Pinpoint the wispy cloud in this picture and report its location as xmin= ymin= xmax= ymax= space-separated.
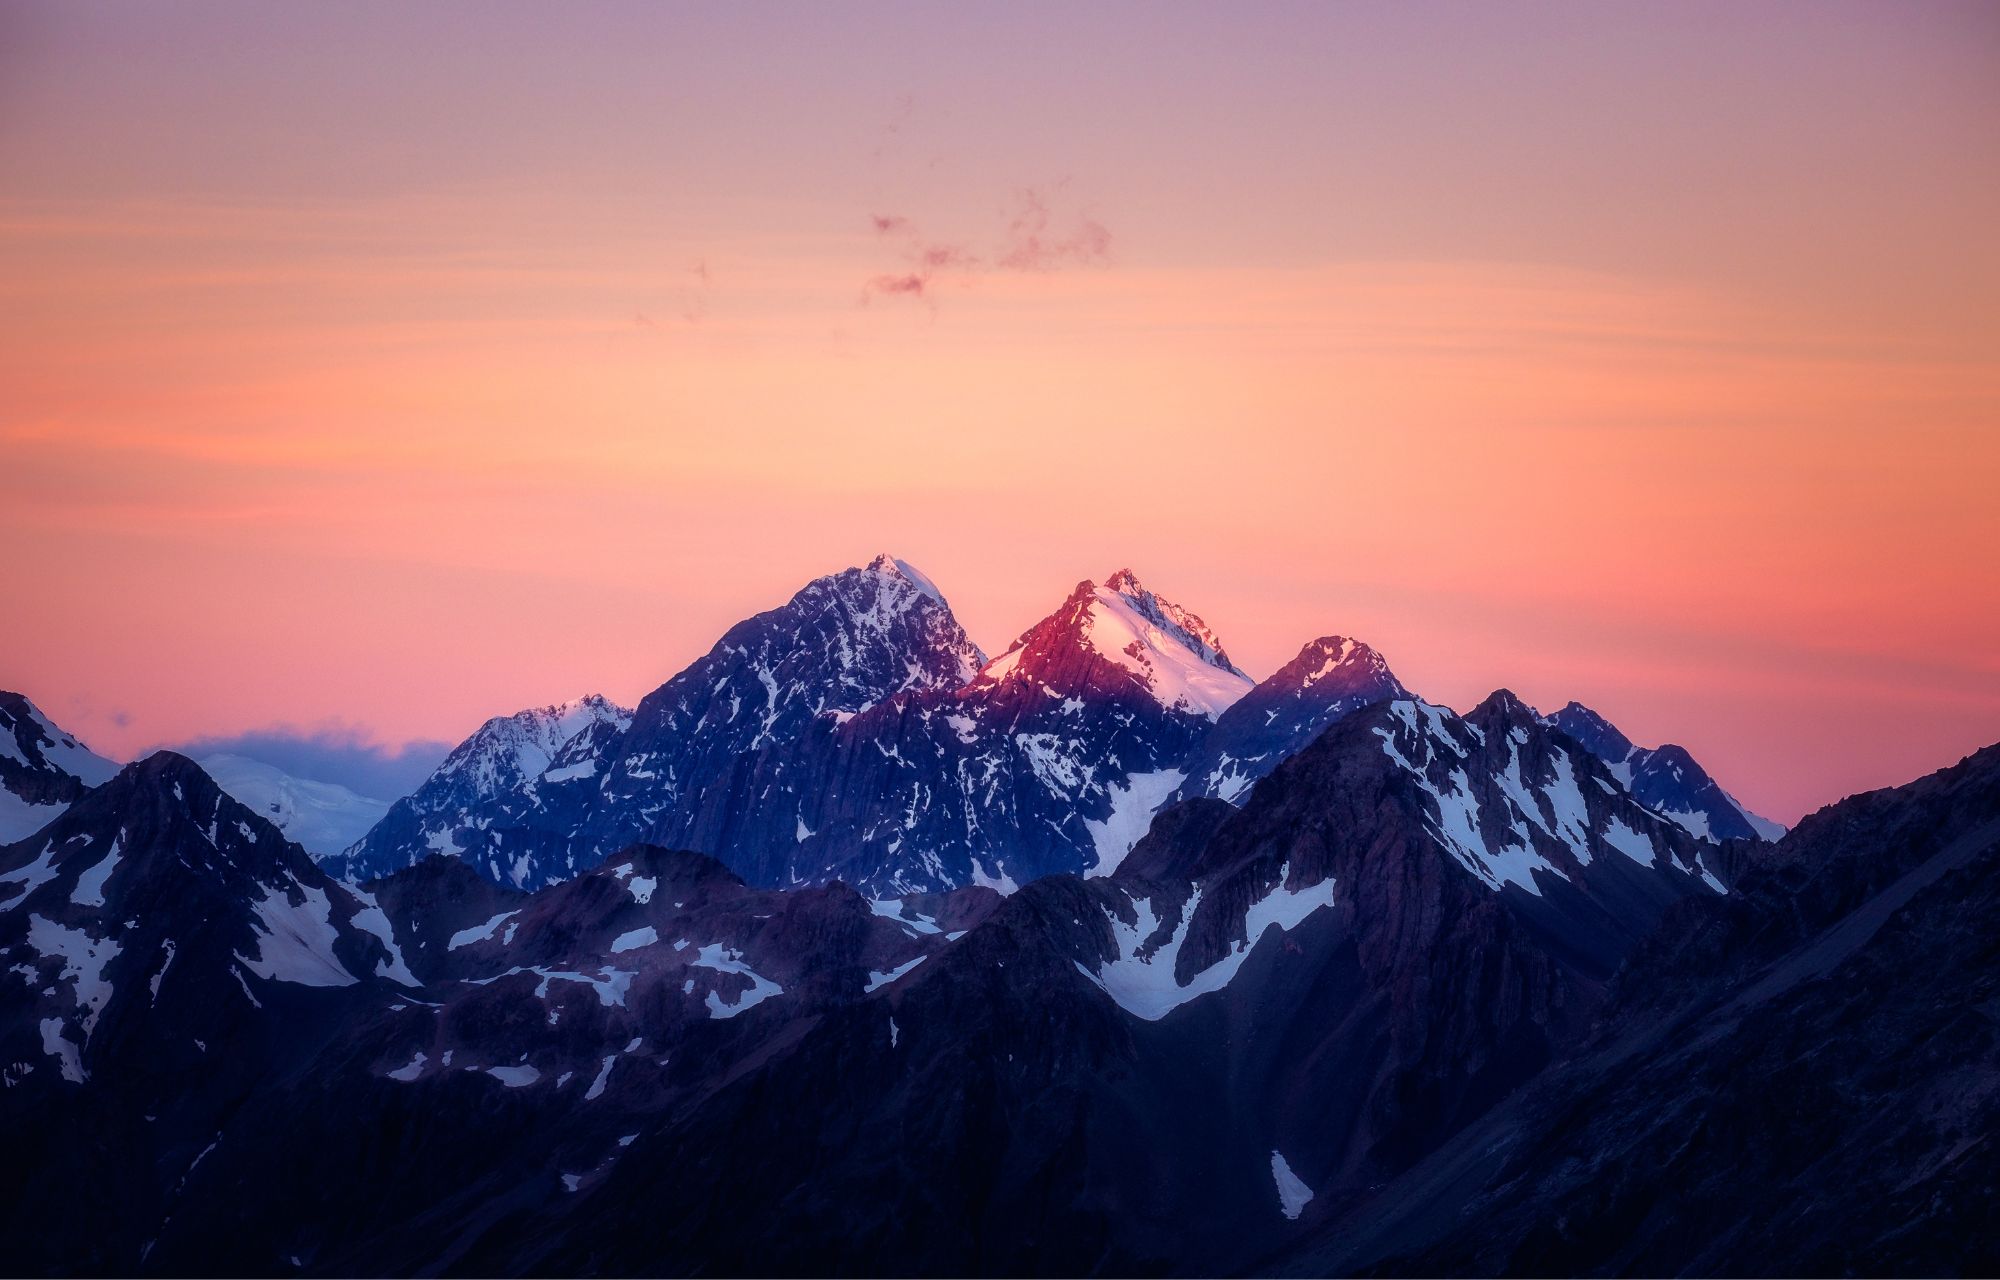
xmin=863 ymin=186 xmax=1112 ymax=304
xmin=997 ymin=188 xmax=1111 ymax=271
xmin=863 ymin=215 xmax=980 ymax=303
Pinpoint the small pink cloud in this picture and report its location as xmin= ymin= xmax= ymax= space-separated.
xmin=862 ymin=187 xmax=1111 ymax=305
xmin=862 ymin=215 xmax=981 ymax=302
xmin=996 ymin=188 xmax=1112 ymax=271
xmin=868 ymin=273 xmax=930 ymax=297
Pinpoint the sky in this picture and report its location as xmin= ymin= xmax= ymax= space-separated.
xmin=1 ymin=1 xmax=1996 ymax=820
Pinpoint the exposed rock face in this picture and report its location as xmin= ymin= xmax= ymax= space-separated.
xmin=0 ymin=753 xmax=413 ymax=1274
xmin=587 ymin=554 xmax=988 ymax=845
xmin=1 ymin=753 xmax=412 ymax=1081
xmin=1544 ymin=699 xmax=1785 ymax=842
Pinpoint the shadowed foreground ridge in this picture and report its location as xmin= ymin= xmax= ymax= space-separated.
xmin=1277 ymin=742 xmax=2000 ymax=1278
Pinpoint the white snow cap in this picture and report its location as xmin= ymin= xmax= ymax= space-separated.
xmin=1288 ymin=635 xmax=1396 ymax=690
xmin=1084 ymin=570 xmax=1253 ymax=719
xmin=864 ymin=553 xmax=948 ymax=606
xmin=431 ymin=695 xmax=633 ymax=797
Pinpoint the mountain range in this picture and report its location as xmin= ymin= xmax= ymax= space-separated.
xmin=334 ymin=556 xmax=1778 ymax=895
xmin=3 ymin=555 xmax=1990 ymax=1277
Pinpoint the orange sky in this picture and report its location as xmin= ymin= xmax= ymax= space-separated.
xmin=2 ymin=2 xmax=1997 ymax=822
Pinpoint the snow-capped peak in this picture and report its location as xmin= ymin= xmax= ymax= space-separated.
xmin=537 ymin=694 xmax=634 ymax=744
xmin=864 ymin=552 xmax=948 ymax=607
xmin=433 ymin=695 xmax=633 ymax=797
xmin=1099 ymin=570 xmax=1244 ymax=678
xmin=799 ymin=557 xmax=985 ymax=689
xmin=978 ymin=572 xmax=1254 ymax=720
xmin=1285 ymin=636 xmax=1397 ymax=692
xmin=1083 ymin=583 xmax=1252 ymax=718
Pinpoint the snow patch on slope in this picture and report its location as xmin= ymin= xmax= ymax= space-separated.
xmin=1374 ymin=701 xmax=1562 ymax=896
xmin=1076 ymin=871 xmax=1337 ymax=1021
xmin=1271 ymin=1151 xmax=1314 ymax=1220
xmin=238 ymin=883 xmax=358 ymax=987
xmin=687 ymin=942 xmax=784 ymax=1018
xmin=1085 ymin=769 xmax=1185 ymax=878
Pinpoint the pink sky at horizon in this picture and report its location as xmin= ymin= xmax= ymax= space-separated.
xmin=2 ymin=1 xmax=1997 ymax=824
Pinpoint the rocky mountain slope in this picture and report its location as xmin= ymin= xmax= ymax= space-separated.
xmin=0 ymin=691 xmax=120 ymax=843
xmin=332 ymin=694 xmax=633 ymax=886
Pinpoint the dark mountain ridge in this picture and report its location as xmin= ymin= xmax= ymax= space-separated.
xmin=1274 ymin=741 xmax=2000 ymax=1278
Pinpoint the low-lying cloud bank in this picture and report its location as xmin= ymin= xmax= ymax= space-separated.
xmin=166 ymin=724 xmax=451 ymax=802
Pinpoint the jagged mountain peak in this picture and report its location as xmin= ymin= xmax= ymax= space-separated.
xmin=1277 ymin=635 xmax=1397 ymax=692
xmin=0 ymin=693 xmax=120 ymax=786
xmin=73 ymin=748 xmax=224 ymax=817
xmin=978 ymin=570 xmax=1253 ymax=720
xmin=340 ymin=559 xmax=990 ymax=888
xmin=540 ymin=692 xmax=630 ymax=720
xmin=1357 ymin=696 xmax=1725 ymax=898
xmin=4 ymin=747 xmax=398 ymax=947
xmin=1098 ymin=568 xmax=1243 ymax=677
xmin=1544 ymin=699 xmax=1637 ymax=761
xmin=862 ymin=552 xmax=949 ymax=606
xmin=3 ymin=749 xmax=414 ymax=1093
xmin=518 ymin=694 xmax=634 ymax=741
xmin=1176 ymin=634 xmax=1409 ymax=807
xmin=430 ymin=695 xmax=633 ymax=796
xmin=781 ymin=557 xmax=988 ymax=686
xmin=28 ymin=750 xmax=321 ymax=890
xmin=1540 ymin=699 xmax=1785 ymax=843
xmin=1468 ymin=687 xmax=1541 ymax=730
